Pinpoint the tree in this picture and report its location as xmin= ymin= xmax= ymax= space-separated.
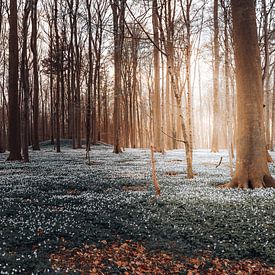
xmin=31 ymin=0 xmax=40 ymax=150
xmin=155 ymin=0 xmax=194 ymax=178
xmin=0 ymin=1 xmax=7 ymax=153
xmin=152 ymin=0 xmax=162 ymax=152
xmin=54 ymin=0 xmax=61 ymax=152
xmin=42 ymin=0 xmax=55 ymax=145
xmin=7 ymin=0 xmax=22 ymax=161
xmin=262 ymin=0 xmax=271 ymax=149
xmin=221 ymin=0 xmax=233 ymax=175
xmin=181 ymin=0 xmax=195 ymax=176
xmin=111 ymin=0 xmax=125 ymax=154
xmin=211 ymin=0 xmax=220 ymax=153
xmin=0 ymin=0 xmax=3 ymax=33
xmin=66 ymin=0 xmax=76 ymax=148
xmin=224 ymin=0 xmax=275 ymax=188
xmin=90 ymin=0 xmax=106 ymax=145
xmin=72 ymin=0 xmax=82 ymax=149
xmin=272 ymin=67 xmax=275 ymax=150
xmin=85 ymin=0 xmax=93 ymax=156
xmin=260 ymin=0 xmax=273 ymax=162
xmin=21 ymin=0 xmax=31 ymax=162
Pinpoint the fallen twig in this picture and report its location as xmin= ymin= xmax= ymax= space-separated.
xmin=216 ymin=157 xmax=223 ymax=168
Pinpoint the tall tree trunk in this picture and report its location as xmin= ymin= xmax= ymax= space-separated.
xmin=73 ymin=0 xmax=81 ymax=148
xmin=152 ymin=0 xmax=162 ymax=152
xmin=7 ymin=0 xmax=22 ymax=161
xmin=271 ymin=67 xmax=275 ymax=150
xmin=0 ymin=0 xmax=3 ymax=33
xmin=60 ymin=19 xmax=66 ymax=138
xmin=86 ymin=0 xmax=93 ymax=153
xmin=92 ymin=60 xmax=97 ymax=145
xmin=136 ymin=84 xmax=143 ymax=147
xmin=211 ymin=0 xmax=220 ymax=153
xmin=31 ymin=0 xmax=40 ymax=150
xmin=185 ymin=0 xmax=193 ymax=161
xmin=221 ymin=0 xmax=233 ymax=175
xmin=262 ymin=0 xmax=271 ymax=150
xmin=198 ymin=63 xmax=203 ymax=147
xmin=21 ymin=0 xmax=31 ymax=162
xmin=49 ymin=22 xmax=54 ymax=145
xmin=131 ymin=30 xmax=138 ymax=148
xmin=165 ymin=66 xmax=172 ymax=149
xmin=103 ymin=73 xmax=109 ymax=143
xmin=68 ymin=0 xmax=76 ymax=148
xmin=111 ymin=0 xmax=125 ymax=154
xmin=97 ymin=35 xmax=102 ymax=143
xmin=54 ymin=0 xmax=60 ymax=152
xmin=160 ymin=53 xmax=165 ymax=150
xmin=176 ymin=96 xmax=193 ymax=179
xmin=225 ymin=0 xmax=275 ymax=189
xmin=167 ymin=63 xmax=193 ymax=178
xmin=0 ymin=46 xmax=7 ymax=153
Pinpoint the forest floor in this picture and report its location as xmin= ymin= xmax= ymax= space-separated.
xmin=0 ymin=140 xmax=275 ymax=274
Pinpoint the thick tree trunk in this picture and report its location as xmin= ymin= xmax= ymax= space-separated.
xmin=225 ymin=0 xmax=275 ymax=189
xmin=7 ymin=0 xmax=22 ymax=161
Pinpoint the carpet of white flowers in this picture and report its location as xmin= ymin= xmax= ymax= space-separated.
xmin=0 ymin=140 xmax=275 ymax=273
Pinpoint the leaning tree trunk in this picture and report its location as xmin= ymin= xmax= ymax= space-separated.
xmin=225 ymin=0 xmax=275 ymax=189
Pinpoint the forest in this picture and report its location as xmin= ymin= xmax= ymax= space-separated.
xmin=0 ymin=0 xmax=275 ymax=273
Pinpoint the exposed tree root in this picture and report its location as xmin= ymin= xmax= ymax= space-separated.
xmin=263 ymin=174 xmax=275 ymax=187
xmin=219 ymin=174 xmax=275 ymax=189
xmin=267 ymin=149 xmax=273 ymax=163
